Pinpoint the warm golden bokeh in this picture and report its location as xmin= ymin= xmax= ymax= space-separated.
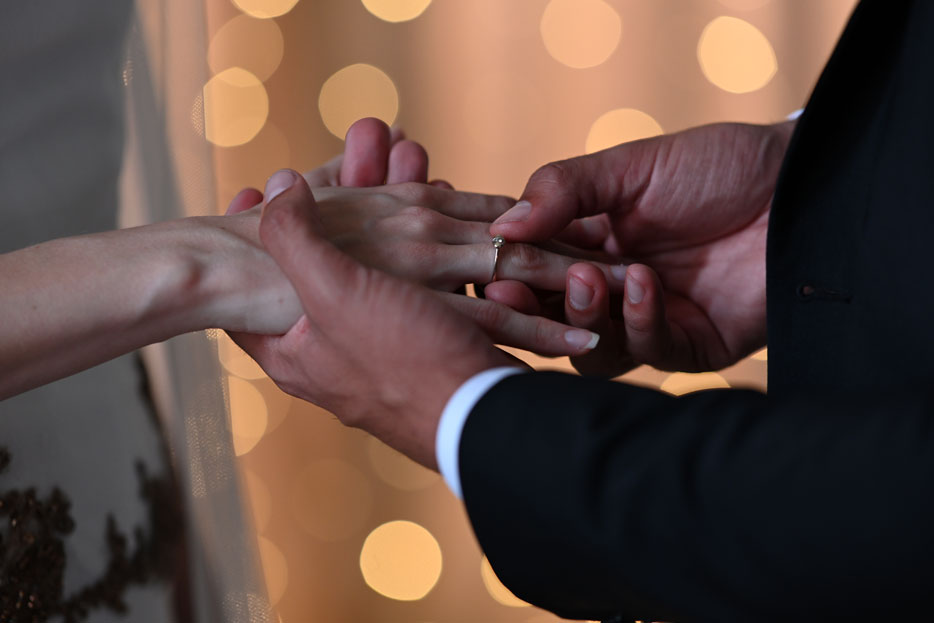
xmin=540 ymin=0 xmax=622 ymax=69
xmin=203 ymin=67 xmax=269 ymax=147
xmin=361 ymin=0 xmax=433 ymax=23
xmin=586 ymin=108 xmax=663 ymax=154
xmin=218 ymin=333 xmax=266 ymax=380
xmin=366 ymin=437 xmax=439 ymax=490
xmin=660 ymin=372 xmax=731 ymax=396
xmin=228 ymin=376 xmax=269 ymax=455
xmin=232 ymin=0 xmax=299 ymax=19
xmin=318 ymin=63 xmax=399 ymax=139
xmin=359 ymin=521 xmax=443 ymax=601
xmin=697 ymin=16 xmax=777 ymax=94
xmin=206 ymin=1 xmax=860 ymax=620
xmin=289 ymin=459 xmax=373 ymax=541
xmin=480 ymin=556 xmax=530 ymax=608
xmin=208 ymin=14 xmax=284 ymax=82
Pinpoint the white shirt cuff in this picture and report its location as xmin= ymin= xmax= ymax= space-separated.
xmin=787 ymin=108 xmax=804 ymax=120
xmin=435 ymin=367 xmax=525 ymax=499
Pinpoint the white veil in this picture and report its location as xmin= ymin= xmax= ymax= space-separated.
xmin=120 ymin=1 xmax=269 ymax=620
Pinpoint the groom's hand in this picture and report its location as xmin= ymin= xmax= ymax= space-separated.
xmin=487 ymin=121 xmax=795 ymax=375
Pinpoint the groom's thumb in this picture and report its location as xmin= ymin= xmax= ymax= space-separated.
xmin=490 ymin=156 xmax=603 ymax=243
xmin=259 ymin=169 xmax=359 ymax=308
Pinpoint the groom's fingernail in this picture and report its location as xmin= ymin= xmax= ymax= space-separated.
xmin=568 ymin=276 xmax=594 ymax=311
xmin=493 ymin=200 xmax=532 ymax=225
xmin=627 ymin=276 xmax=645 ymax=304
xmin=265 ymin=169 xmax=298 ymax=202
xmin=565 ymin=329 xmax=600 ymax=350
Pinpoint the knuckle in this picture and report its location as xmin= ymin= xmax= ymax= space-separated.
xmin=396 ymin=205 xmax=440 ymax=238
xmin=508 ymin=243 xmax=548 ymax=273
xmin=393 ymin=181 xmax=434 ymax=205
xmin=472 ymin=300 xmax=507 ymax=330
xmin=530 ymin=161 xmax=574 ymax=192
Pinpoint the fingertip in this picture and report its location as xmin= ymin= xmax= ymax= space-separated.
xmin=264 ymin=169 xmax=300 ymax=203
xmin=429 ymin=179 xmax=454 ymax=190
xmin=621 ymin=264 xmax=668 ymax=350
xmin=341 ymin=118 xmax=391 ymax=186
xmin=345 ymin=117 xmax=391 ymax=141
xmin=625 ymin=263 xmax=655 ymax=306
xmin=261 ymin=169 xmax=313 ymax=235
xmin=387 ymin=139 xmax=429 ymax=184
xmin=389 ymin=125 xmax=406 ymax=143
xmin=226 ymin=187 xmax=263 ymax=215
xmin=565 ymin=329 xmax=601 ymax=351
xmin=566 ymin=263 xmax=607 ymax=313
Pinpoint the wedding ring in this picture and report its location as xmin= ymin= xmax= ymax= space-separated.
xmin=489 ymin=236 xmax=505 ymax=283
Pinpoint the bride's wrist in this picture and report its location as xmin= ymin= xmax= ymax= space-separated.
xmin=173 ymin=215 xmax=300 ymax=335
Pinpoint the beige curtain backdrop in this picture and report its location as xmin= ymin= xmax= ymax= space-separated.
xmin=187 ymin=0 xmax=860 ymax=621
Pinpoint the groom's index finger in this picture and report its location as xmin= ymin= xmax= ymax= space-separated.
xmin=490 ymin=156 xmax=603 ymax=243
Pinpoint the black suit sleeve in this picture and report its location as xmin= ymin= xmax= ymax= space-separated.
xmin=459 ymin=371 xmax=934 ymax=622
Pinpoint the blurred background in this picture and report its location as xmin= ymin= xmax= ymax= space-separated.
xmin=200 ymin=0 xmax=858 ymax=620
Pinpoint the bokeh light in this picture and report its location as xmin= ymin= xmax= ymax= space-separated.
xmin=209 ymin=15 xmax=284 ymax=82
xmin=257 ymin=536 xmax=289 ymax=605
xmin=697 ymin=16 xmax=777 ymax=94
xmin=540 ymin=0 xmax=621 ymax=69
xmin=203 ymin=67 xmax=269 ymax=147
xmin=289 ymin=459 xmax=373 ymax=540
xmin=218 ymin=333 xmax=266 ymax=380
xmin=361 ymin=0 xmax=432 ymax=23
xmin=318 ymin=63 xmax=399 ymax=139
xmin=660 ymin=372 xmax=731 ymax=396
xmin=228 ymin=376 xmax=269 ymax=455
xmin=480 ymin=556 xmax=529 ymax=608
xmin=367 ymin=438 xmax=439 ymax=490
xmin=359 ymin=521 xmax=442 ymax=601
xmin=232 ymin=0 xmax=300 ymax=19
xmin=585 ymin=108 xmax=663 ymax=154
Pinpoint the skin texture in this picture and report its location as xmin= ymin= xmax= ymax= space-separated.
xmin=229 ymin=171 xmax=600 ymax=469
xmin=230 ymin=120 xmax=626 ymax=295
xmin=487 ymin=120 xmax=797 ymax=376
xmin=0 ymin=118 xmax=596 ymax=400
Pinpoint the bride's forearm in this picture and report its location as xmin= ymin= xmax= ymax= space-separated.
xmin=0 ymin=216 xmax=285 ymax=400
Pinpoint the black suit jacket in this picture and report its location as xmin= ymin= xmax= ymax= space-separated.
xmin=459 ymin=2 xmax=934 ymax=621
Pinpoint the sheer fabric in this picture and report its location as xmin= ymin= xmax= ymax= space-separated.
xmin=122 ymin=1 xmax=270 ymax=621
xmin=0 ymin=1 xmax=267 ymax=621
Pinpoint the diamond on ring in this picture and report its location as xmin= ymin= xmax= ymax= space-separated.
xmin=490 ymin=236 xmax=505 ymax=283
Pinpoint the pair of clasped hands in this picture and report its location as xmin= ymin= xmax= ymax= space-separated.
xmin=224 ymin=117 xmax=794 ymax=468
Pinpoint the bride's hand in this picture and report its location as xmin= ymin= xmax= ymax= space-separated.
xmin=204 ymin=118 xmax=437 ymax=334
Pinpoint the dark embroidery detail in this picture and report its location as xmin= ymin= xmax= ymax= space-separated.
xmin=0 ymin=449 xmax=186 ymax=622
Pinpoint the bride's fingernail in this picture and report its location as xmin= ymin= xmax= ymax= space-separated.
xmin=493 ymin=200 xmax=532 ymax=225
xmin=265 ymin=169 xmax=298 ymax=202
xmin=565 ymin=329 xmax=600 ymax=350
xmin=611 ymin=264 xmax=627 ymax=282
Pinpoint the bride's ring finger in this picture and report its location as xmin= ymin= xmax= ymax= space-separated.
xmin=441 ymin=241 xmax=628 ymax=292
